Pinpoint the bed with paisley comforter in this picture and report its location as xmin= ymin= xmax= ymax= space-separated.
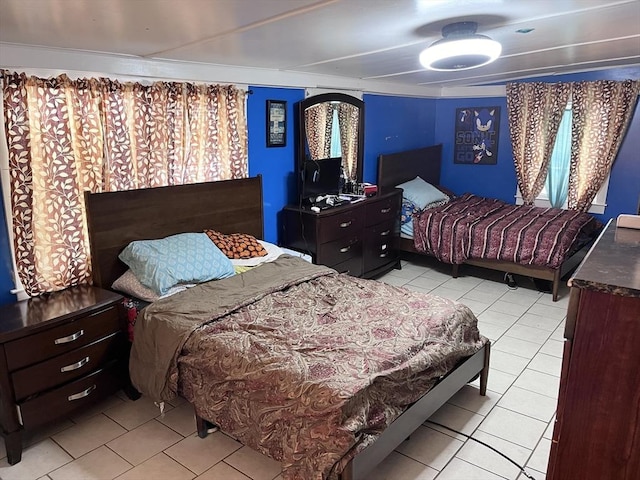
xmin=86 ymin=176 xmax=490 ymax=480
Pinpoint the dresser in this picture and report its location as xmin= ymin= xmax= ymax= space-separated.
xmin=281 ymin=190 xmax=402 ymax=278
xmin=547 ymin=220 xmax=640 ymax=480
xmin=0 ymin=285 xmax=128 ymax=464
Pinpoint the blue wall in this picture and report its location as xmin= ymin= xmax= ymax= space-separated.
xmin=363 ymin=94 xmax=437 ymax=183
xmin=246 ymin=90 xmax=439 ymax=244
xmin=247 ymin=86 xmax=304 ymax=243
xmin=1 ymin=67 xmax=638 ymax=304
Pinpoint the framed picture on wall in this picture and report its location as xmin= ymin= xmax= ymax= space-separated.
xmin=453 ymin=107 xmax=500 ymax=164
xmin=266 ymin=100 xmax=287 ymax=147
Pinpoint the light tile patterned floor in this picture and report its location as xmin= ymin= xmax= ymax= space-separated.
xmin=0 ymin=256 xmax=567 ymax=480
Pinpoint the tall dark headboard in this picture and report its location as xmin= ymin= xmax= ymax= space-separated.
xmin=85 ymin=176 xmax=264 ymax=290
xmin=377 ymin=144 xmax=443 ymax=194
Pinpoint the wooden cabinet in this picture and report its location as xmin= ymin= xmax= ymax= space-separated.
xmin=281 ymin=190 xmax=402 ymax=278
xmin=0 ymin=285 xmax=128 ymax=464
xmin=547 ymin=220 xmax=640 ymax=480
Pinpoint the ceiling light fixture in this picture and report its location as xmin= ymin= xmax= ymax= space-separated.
xmin=419 ymin=21 xmax=502 ymax=71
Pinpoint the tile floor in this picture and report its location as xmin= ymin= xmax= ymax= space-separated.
xmin=0 ymin=256 xmax=568 ymax=480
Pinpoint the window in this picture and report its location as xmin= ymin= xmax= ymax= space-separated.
xmin=2 ymin=72 xmax=248 ymax=298
xmin=515 ymin=107 xmax=609 ymax=214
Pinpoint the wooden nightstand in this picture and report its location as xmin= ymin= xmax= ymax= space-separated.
xmin=0 ymin=285 xmax=128 ymax=464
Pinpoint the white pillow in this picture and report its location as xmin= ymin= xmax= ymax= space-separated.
xmin=397 ymin=176 xmax=448 ymax=210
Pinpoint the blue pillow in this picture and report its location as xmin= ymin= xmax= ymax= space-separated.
xmin=119 ymin=232 xmax=234 ymax=295
xmin=397 ymin=176 xmax=448 ymax=210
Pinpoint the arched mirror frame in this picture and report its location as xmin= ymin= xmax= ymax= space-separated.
xmin=296 ymin=93 xmax=365 ymax=186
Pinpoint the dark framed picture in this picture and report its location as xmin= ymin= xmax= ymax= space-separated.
xmin=266 ymin=100 xmax=287 ymax=147
xmin=453 ymin=106 xmax=500 ymax=164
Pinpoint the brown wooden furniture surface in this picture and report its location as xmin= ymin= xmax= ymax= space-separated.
xmin=376 ymin=144 xmax=593 ymax=301
xmin=84 ymin=176 xmax=490 ymax=480
xmin=547 ymin=220 xmax=640 ymax=480
xmin=0 ymin=285 xmax=127 ymax=464
xmin=281 ymin=189 xmax=402 ymax=279
xmin=85 ymin=176 xmax=264 ymax=290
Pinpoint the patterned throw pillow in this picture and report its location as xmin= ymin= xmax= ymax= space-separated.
xmin=401 ymin=199 xmax=420 ymax=225
xmin=112 ymin=270 xmax=194 ymax=302
xmin=118 ymin=232 xmax=235 ymax=295
xmin=112 ymin=269 xmax=161 ymax=302
xmin=204 ymin=230 xmax=268 ymax=259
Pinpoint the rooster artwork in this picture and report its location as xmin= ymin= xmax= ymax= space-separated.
xmin=454 ymin=106 xmax=500 ymax=164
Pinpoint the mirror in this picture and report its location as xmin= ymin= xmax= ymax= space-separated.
xmin=296 ymin=93 xmax=364 ymax=185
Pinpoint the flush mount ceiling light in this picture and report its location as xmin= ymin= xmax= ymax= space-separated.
xmin=419 ymin=21 xmax=502 ymax=71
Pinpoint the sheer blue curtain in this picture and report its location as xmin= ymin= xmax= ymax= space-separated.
xmin=329 ymin=108 xmax=342 ymax=158
xmin=546 ymin=108 xmax=572 ymax=208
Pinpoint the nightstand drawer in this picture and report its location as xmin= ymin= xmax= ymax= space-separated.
xmin=317 ymin=210 xmax=363 ymax=243
xmin=365 ymin=195 xmax=399 ymax=226
xmin=317 ymin=236 xmax=362 ymax=267
xmin=5 ymin=306 xmax=121 ymax=371
xmin=18 ymin=364 xmax=121 ymax=429
xmin=11 ymin=332 xmax=124 ymax=401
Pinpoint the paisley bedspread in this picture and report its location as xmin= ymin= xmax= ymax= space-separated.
xmin=129 ymin=255 xmax=486 ymax=480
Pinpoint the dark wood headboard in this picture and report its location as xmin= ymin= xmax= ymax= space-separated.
xmin=85 ymin=176 xmax=264 ymax=290
xmin=377 ymin=144 xmax=443 ymax=194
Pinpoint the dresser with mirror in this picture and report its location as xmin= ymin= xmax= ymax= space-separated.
xmin=281 ymin=92 xmax=401 ymax=278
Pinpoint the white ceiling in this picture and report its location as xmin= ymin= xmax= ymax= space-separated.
xmin=1 ymin=0 xmax=639 ymax=96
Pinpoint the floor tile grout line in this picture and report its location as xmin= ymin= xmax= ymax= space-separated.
xmin=436 ymin=455 xmax=514 ymax=480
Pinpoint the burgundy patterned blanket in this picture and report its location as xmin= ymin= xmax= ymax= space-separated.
xmin=129 ymin=255 xmax=486 ymax=480
xmin=413 ymin=193 xmax=600 ymax=268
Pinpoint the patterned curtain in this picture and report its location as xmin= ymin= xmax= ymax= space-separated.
xmin=568 ymin=80 xmax=640 ymax=212
xmin=506 ymin=82 xmax=571 ymax=204
xmin=304 ymin=102 xmax=332 ymax=159
xmin=337 ymin=102 xmax=360 ymax=181
xmin=2 ymin=71 xmax=248 ymax=296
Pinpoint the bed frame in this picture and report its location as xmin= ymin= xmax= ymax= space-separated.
xmin=377 ymin=144 xmax=592 ymax=302
xmin=85 ymin=175 xmax=490 ymax=480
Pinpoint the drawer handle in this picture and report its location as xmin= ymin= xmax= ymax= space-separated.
xmin=340 ymin=221 xmax=352 ymax=228
xmin=61 ymin=356 xmax=90 ymax=373
xmin=380 ymin=208 xmax=391 ymax=214
xmin=379 ymin=252 xmax=388 ymax=258
xmin=340 ymin=246 xmax=351 ymax=253
xmin=55 ymin=330 xmax=84 ymax=345
xmin=380 ymin=230 xmax=390 ymax=236
xmin=68 ymin=384 xmax=96 ymax=402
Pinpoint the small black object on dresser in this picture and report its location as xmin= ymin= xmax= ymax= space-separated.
xmin=0 ymin=285 xmax=129 ymax=464
xmin=281 ymin=189 xmax=402 ymax=278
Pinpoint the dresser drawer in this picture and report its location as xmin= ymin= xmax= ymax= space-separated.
xmin=11 ymin=332 xmax=124 ymax=401
xmin=364 ymin=219 xmax=397 ymax=272
xmin=331 ymin=256 xmax=363 ymax=277
xmin=317 ymin=236 xmax=362 ymax=267
xmin=5 ymin=306 xmax=121 ymax=371
xmin=317 ymin=210 xmax=364 ymax=243
xmin=18 ymin=363 xmax=122 ymax=429
xmin=365 ymin=195 xmax=399 ymax=226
